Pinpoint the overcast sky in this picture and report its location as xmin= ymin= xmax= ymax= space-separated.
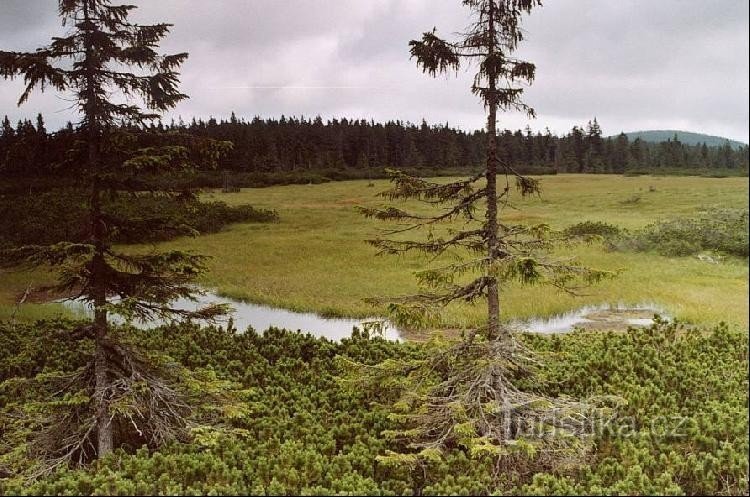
xmin=1 ymin=0 xmax=748 ymax=141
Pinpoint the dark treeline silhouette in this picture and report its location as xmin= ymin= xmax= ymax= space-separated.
xmin=2 ymin=114 xmax=747 ymax=180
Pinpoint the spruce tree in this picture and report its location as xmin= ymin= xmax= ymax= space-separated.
xmin=362 ymin=0 xmax=607 ymax=341
xmin=350 ymin=0 xmax=611 ymax=471
xmin=0 ymin=0 xmax=230 ymax=463
xmin=613 ymin=132 xmax=630 ymax=173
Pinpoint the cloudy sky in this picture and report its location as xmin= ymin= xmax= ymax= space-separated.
xmin=1 ymin=0 xmax=748 ymax=141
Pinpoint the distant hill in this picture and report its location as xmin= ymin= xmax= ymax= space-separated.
xmin=614 ymin=130 xmax=747 ymax=150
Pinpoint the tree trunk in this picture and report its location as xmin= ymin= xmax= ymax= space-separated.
xmin=91 ymin=143 xmax=112 ymax=457
xmin=485 ymin=0 xmax=504 ymax=342
xmin=82 ymin=0 xmax=113 ymax=458
xmin=486 ymin=103 xmax=500 ymax=341
xmin=93 ymin=288 xmax=113 ymax=456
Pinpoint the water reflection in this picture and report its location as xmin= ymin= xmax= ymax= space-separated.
xmin=61 ymin=292 xmax=403 ymax=342
xmin=60 ymin=293 xmax=666 ymax=340
xmin=511 ymin=303 xmax=667 ymax=333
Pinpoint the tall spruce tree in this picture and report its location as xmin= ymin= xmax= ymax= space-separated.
xmin=0 ymin=0 xmax=230 ymax=463
xmin=362 ymin=0 xmax=607 ymax=341
xmin=350 ymin=0 xmax=612 ymax=473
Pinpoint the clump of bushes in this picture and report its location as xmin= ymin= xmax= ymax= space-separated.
xmin=0 ymin=190 xmax=278 ymax=249
xmin=106 ymin=197 xmax=278 ymax=243
xmin=650 ymin=238 xmax=702 ymax=257
xmin=0 ymin=189 xmax=89 ymax=247
xmin=563 ymin=220 xmax=621 ymax=239
xmin=565 ymin=209 xmax=749 ymax=258
xmin=618 ymin=208 xmax=748 ymax=257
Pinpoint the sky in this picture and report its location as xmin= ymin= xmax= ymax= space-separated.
xmin=1 ymin=0 xmax=748 ymax=142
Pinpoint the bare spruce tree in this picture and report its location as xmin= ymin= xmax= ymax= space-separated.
xmin=0 ymin=0 xmax=230 ymax=464
xmin=351 ymin=0 xmax=612 ymax=477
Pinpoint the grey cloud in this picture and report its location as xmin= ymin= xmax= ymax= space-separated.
xmin=0 ymin=0 xmax=747 ymax=142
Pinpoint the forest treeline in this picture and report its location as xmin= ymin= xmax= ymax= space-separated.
xmin=1 ymin=114 xmax=748 ymax=183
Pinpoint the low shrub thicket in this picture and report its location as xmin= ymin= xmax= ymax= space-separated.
xmin=563 ymin=221 xmax=621 ymax=239
xmin=0 ymin=191 xmax=278 ymax=249
xmin=565 ymin=209 xmax=749 ymax=258
xmin=623 ymin=208 xmax=748 ymax=257
xmin=0 ymin=318 xmax=746 ymax=495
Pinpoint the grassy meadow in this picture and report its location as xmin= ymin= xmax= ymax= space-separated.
xmin=1 ymin=174 xmax=748 ymax=329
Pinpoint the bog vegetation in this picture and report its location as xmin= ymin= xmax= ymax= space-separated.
xmin=0 ymin=0 xmax=747 ymax=495
xmin=1 ymin=176 xmax=747 ymax=330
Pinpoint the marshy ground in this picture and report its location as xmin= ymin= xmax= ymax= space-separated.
xmin=2 ymin=174 xmax=747 ymax=331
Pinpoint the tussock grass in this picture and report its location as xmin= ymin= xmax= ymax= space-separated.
xmin=2 ymin=174 xmax=747 ymax=329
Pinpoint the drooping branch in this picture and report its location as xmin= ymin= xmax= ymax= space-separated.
xmin=409 ymin=29 xmax=461 ymax=76
xmin=0 ymin=50 xmax=68 ymax=105
xmin=359 ymin=186 xmax=487 ymax=235
xmin=366 ymin=229 xmax=486 ymax=256
xmin=339 ymin=336 xmax=612 ymax=470
xmin=377 ymin=169 xmax=485 ymax=203
xmin=24 ymin=338 xmax=195 ymax=474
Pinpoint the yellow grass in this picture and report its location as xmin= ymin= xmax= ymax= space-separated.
xmin=2 ymin=174 xmax=747 ymax=329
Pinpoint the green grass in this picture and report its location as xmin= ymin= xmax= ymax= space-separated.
xmin=0 ymin=268 xmax=78 ymax=322
xmin=1 ymin=174 xmax=748 ymax=329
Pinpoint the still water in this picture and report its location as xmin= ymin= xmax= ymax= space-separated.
xmin=512 ymin=303 xmax=667 ymax=333
xmin=61 ymin=292 xmax=403 ymax=341
xmin=60 ymin=292 xmax=665 ymax=341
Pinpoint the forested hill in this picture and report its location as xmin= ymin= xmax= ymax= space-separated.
xmin=618 ymin=130 xmax=747 ymax=150
xmin=1 ymin=114 xmax=748 ymax=184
